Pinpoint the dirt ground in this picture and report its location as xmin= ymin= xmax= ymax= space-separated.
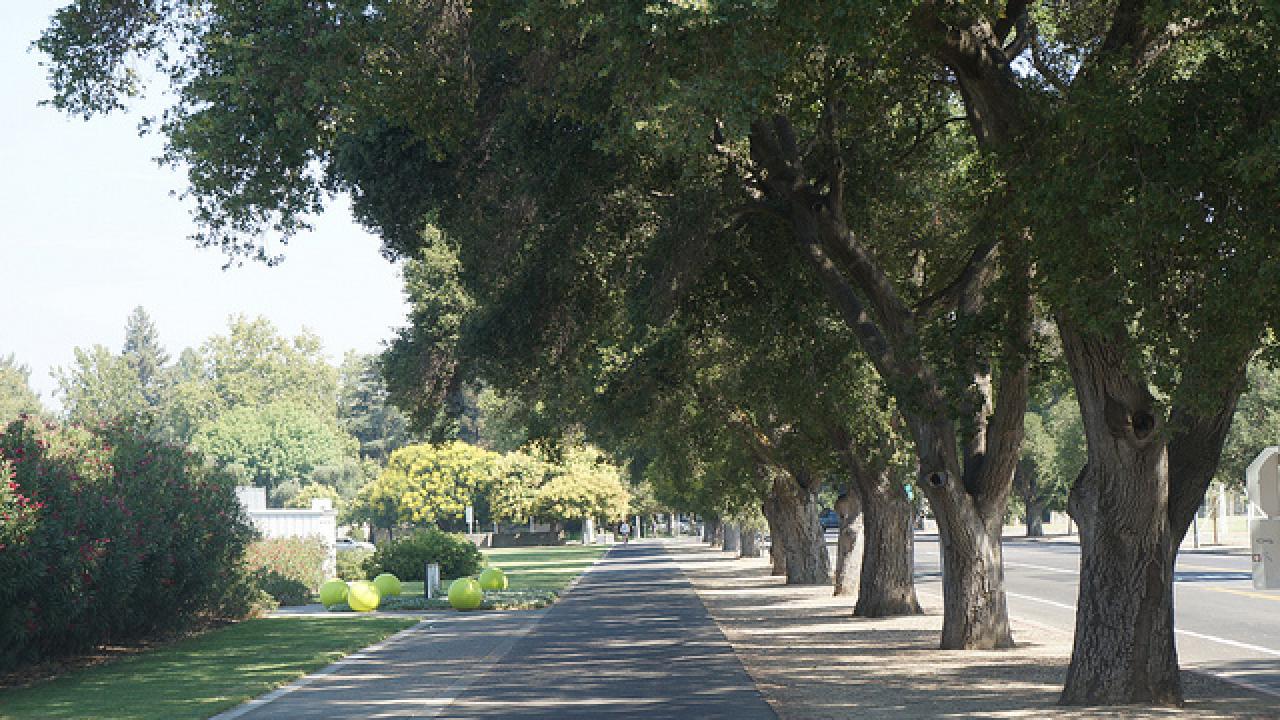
xmin=668 ymin=539 xmax=1279 ymax=720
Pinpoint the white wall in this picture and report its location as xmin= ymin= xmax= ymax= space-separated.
xmin=237 ymin=488 xmax=337 ymax=577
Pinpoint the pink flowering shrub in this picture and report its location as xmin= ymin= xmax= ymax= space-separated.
xmin=0 ymin=417 xmax=256 ymax=671
xmin=243 ymin=536 xmax=327 ymax=606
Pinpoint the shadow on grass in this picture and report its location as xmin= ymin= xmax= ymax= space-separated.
xmin=0 ymin=616 xmax=417 ymax=720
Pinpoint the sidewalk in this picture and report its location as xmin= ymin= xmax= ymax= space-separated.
xmin=669 ymin=538 xmax=1278 ymax=719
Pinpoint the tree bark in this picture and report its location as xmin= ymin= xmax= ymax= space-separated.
xmin=855 ymin=472 xmax=924 ymax=617
xmin=833 ymin=492 xmax=861 ymax=596
xmin=1058 ymin=325 xmax=1181 ymax=706
xmin=762 ymin=498 xmax=787 ymax=576
xmin=740 ymin=528 xmax=762 ymax=558
xmin=827 ymin=425 xmax=923 ymax=616
xmin=723 ymin=523 xmax=742 ymax=555
xmin=1025 ymin=502 xmax=1045 ymax=537
xmin=769 ymin=472 xmax=831 ymax=585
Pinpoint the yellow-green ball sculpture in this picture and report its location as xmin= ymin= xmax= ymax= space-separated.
xmin=319 ymin=579 xmax=349 ymax=608
xmin=478 ymin=567 xmax=508 ymax=591
xmin=373 ymin=573 xmax=402 ymax=597
xmin=448 ymin=578 xmax=484 ymax=611
xmin=347 ymin=580 xmax=382 ymax=612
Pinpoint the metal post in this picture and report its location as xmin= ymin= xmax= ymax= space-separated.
xmin=425 ymin=563 xmax=441 ymax=599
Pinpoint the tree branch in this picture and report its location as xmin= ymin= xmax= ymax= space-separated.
xmin=912 ymin=238 xmax=999 ymax=319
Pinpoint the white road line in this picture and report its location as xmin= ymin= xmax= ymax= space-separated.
xmin=1006 ymin=591 xmax=1076 ymax=611
xmin=1004 ymin=561 xmax=1077 ymax=575
xmin=1175 ymin=628 xmax=1280 ymax=658
xmin=1004 ymin=590 xmax=1280 ymax=657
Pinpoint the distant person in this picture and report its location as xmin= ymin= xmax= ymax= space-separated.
xmin=618 ymin=520 xmax=631 ymax=544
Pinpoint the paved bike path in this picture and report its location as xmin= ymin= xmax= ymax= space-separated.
xmin=219 ymin=541 xmax=774 ymax=719
xmin=444 ymin=540 xmax=776 ymax=718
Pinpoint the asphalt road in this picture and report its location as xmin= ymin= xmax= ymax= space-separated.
xmin=912 ymin=535 xmax=1280 ymax=697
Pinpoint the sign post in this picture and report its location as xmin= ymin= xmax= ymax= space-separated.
xmin=465 ymin=504 xmax=474 ymax=535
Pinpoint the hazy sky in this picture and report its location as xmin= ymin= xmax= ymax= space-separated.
xmin=0 ymin=4 xmax=411 ymax=408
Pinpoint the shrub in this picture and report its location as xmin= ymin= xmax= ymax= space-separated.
xmin=364 ymin=529 xmax=482 ymax=581
xmin=0 ymin=417 xmax=256 ymax=672
xmin=243 ymin=536 xmax=327 ymax=606
xmin=336 ymin=548 xmax=372 ymax=581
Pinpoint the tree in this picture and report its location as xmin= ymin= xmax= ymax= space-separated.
xmin=42 ymin=0 xmax=1280 ymax=703
xmin=337 ymin=351 xmax=413 ymax=462
xmin=1016 ymin=389 xmax=1083 ymax=537
xmin=199 ymin=316 xmax=337 ymax=418
xmin=905 ymin=0 xmax=1280 ymax=703
xmin=286 ymin=483 xmax=341 ymax=510
xmin=1216 ymin=360 xmax=1280 ymax=492
xmin=122 ymin=306 xmax=169 ymax=407
xmin=54 ymin=345 xmax=148 ymax=426
xmin=530 ymin=444 xmax=630 ymax=529
xmin=191 ymin=402 xmax=356 ymax=493
xmin=0 ymin=356 xmax=43 ymax=424
xmin=367 ymin=441 xmax=498 ymax=528
xmin=485 ymin=451 xmax=548 ymax=526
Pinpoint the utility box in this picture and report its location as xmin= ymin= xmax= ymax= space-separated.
xmin=1245 ymin=447 xmax=1280 ymax=589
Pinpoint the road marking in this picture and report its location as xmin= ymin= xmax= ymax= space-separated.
xmin=1175 ymin=628 xmax=1280 ymax=658
xmin=1004 ymin=561 xmax=1077 ymax=575
xmin=1006 ymin=591 xmax=1076 ymax=611
xmin=1204 ymin=586 xmax=1280 ymax=603
xmin=1001 ymin=591 xmax=1280 ymax=658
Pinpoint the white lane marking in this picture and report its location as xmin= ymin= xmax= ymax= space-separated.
xmin=1004 ymin=562 xmax=1077 ymax=575
xmin=1003 ymin=591 xmax=1280 ymax=657
xmin=1175 ymin=628 xmax=1280 ymax=658
xmin=1006 ymin=591 xmax=1076 ymax=611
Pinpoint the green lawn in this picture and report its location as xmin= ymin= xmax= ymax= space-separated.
xmin=399 ymin=543 xmax=609 ymax=596
xmin=0 ymin=616 xmax=418 ymax=720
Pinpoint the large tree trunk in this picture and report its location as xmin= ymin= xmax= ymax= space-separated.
xmin=933 ymin=494 xmax=1013 ymax=649
xmin=769 ymin=472 xmax=831 ymax=585
xmin=723 ymin=523 xmax=742 ymax=555
xmin=1025 ymin=500 xmax=1045 ymax=537
xmin=1058 ymin=324 xmax=1250 ymax=706
xmin=855 ymin=472 xmax=923 ymax=617
xmin=828 ymin=424 xmax=923 ymax=616
xmin=740 ymin=528 xmax=762 ymax=558
xmin=1058 ymin=326 xmax=1181 ymax=705
xmin=833 ymin=492 xmax=861 ymax=596
xmin=1016 ymin=463 xmax=1046 ymax=537
xmin=762 ymin=498 xmax=787 ymax=576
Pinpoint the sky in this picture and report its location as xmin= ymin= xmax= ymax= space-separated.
xmin=0 ymin=4 xmax=411 ymax=408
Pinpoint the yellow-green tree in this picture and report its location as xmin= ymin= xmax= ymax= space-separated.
xmin=486 ymin=451 xmax=550 ymax=525
xmin=530 ymin=445 xmax=630 ymax=527
xmin=371 ymin=441 xmax=498 ymax=527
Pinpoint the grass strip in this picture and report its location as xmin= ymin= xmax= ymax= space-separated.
xmin=0 ymin=616 xmax=418 ymax=720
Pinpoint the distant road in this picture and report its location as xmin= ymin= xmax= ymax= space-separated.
xmin=911 ymin=535 xmax=1280 ymax=697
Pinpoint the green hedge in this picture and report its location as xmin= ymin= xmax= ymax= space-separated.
xmin=364 ymin=529 xmax=482 ymax=581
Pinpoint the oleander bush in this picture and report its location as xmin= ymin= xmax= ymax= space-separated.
xmin=363 ymin=529 xmax=482 ymax=581
xmin=0 ymin=417 xmax=257 ymax=672
xmin=243 ymin=536 xmax=328 ymax=605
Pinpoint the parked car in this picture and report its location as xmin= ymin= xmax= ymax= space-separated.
xmin=818 ymin=508 xmax=840 ymax=530
xmin=336 ymin=537 xmax=375 ymax=552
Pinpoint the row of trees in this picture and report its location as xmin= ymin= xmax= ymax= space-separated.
xmin=36 ymin=0 xmax=1280 ymax=706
